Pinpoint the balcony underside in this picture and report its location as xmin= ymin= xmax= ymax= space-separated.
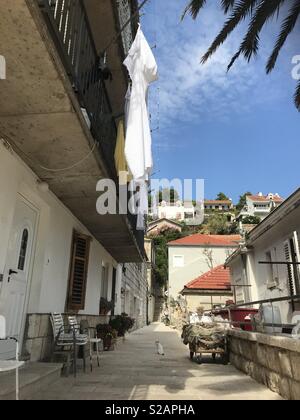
xmin=0 ymin=0 xmax=143 ymax=263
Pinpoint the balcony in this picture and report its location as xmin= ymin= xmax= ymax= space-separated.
xmin=0 ymin=0 xmax=144 ymax=262
xmin=40 ymin=0 xmax=119 ymax=178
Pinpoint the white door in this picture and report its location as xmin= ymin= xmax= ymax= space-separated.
xmin=0 ymin=196 xmax=38 ymax=359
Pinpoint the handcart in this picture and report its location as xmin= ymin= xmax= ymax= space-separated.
xmin=189 ymin=336 xmax=229 ymax=365
xmin=182 ymin=323 xmax=229 ymax=365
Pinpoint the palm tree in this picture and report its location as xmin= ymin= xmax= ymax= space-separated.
xmin=182 ymin=0 xmax=300 ymax=110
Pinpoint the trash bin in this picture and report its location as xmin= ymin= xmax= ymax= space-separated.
xmin=214 ymin=308 xmax=258 ymax=331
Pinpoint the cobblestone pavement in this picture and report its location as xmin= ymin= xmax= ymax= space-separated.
xmin=29 ymin=323 xmax=282 ymax=400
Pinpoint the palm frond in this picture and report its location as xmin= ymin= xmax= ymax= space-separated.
xmin=183 ymin=0 xmax=300 ymax=110
xmin=228 ymin=0 xmax=286 ymax=70
xmin=295 ymin=81 xmax=300 ymax=111
xmin=221 ymin=0 xmax=235 ymax=14
xmin=201 ymin=0 xmax=259 ymax=64
xmin=267 ymin=0 xmax=300 ymax=73
xmin=181 ymin=0 xmax=207 ymax=21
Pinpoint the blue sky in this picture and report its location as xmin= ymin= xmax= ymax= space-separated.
xmin=142 ymin=0 xmax=300 ymax=203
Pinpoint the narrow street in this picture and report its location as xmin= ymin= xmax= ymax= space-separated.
xmin=30 ymin=324 xmax=281 ymax=401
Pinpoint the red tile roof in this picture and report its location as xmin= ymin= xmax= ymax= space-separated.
xmin=184 ymin=265 xmax=231 ymax=291
xmin=168 ymin=234 xmax=241 ymax=247
xmin=205 ymin=200 xmax=232 ymax=205
xmin=248 ymin=195 xmax=284 ymax=203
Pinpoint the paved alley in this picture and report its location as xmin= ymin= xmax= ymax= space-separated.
xmin=29 ymin=323 xmax=282 ymax=400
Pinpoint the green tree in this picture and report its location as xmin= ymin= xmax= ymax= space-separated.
xmin=153 ymin=228 xmax=183 ymax=288
xmin=216 ymin=192 xmax=230 ymax=201
xmin=157 ymin=188 xmax=180 ymax=204
xmin=236 ymin=192 xmax=252 ymax=212
xmin=202 ymin=213 xmax=227 ymax=235
xmin=182 ymin=0 xmax=300 ymax=110
xmin=201 ymin=213 xmax=239 ymax=235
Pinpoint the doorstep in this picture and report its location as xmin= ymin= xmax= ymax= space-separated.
xmin=0 ymin=362 xmax=63 ymax=400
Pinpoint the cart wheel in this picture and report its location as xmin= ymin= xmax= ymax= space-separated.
xmin=196 ymin=355 xmax=202 ymax=365
xmin=190 ymin=351 xmax=194 ymax=361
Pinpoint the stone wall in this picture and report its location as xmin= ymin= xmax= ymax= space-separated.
xmin=121 ymin=262 xmax=148 ymax=329
xmin=22 ymin=313 xmax=110 ymax=362
xmin=229 ymin=330 xmax=300 ymax=400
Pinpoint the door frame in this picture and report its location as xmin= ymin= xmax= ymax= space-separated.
xmin=2 ymin=193 xmax=39 ymax=351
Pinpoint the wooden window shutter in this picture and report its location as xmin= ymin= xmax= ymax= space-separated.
xmin=284 ymin=241 xmax=296 ymax=297
xmin=67 ymin=232 xmax=91 ymax=311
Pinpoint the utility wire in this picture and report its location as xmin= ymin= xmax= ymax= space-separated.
xmin=0 ymin=132 xmax=98 ymax=173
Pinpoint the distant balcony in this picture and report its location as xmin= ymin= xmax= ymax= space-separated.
xmin=254 ymin=207 xmax=271 ymax=213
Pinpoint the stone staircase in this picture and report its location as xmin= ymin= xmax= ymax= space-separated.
xmin=0 ymin=362 xmax=62 ymax=400
xmin=153 ymin=297 xmax=165 ymax=322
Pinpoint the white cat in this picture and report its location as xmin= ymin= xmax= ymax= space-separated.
xmin=155 ymin=340 xmax=165 ymax=356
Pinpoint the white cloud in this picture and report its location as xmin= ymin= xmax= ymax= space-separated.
xmin=143 ymin=0 xmax=294 ymax=133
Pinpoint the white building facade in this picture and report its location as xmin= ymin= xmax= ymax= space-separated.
xmin=0 ymin=144 xmax=125 ymax=359
xmin=227 ymin=188 xmax=300 ymax=327
xmin=156 ymin=201 xmax=196 ymax=222
xmin=168 ymin=234 xmax=240 ymax=300
xmin=0 ymin=0 xmax=147 ymax=362
xmin=239 ymin=193 xmax=284 ymax=221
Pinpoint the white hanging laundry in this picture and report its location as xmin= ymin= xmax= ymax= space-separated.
xmin=124 ymin=25 xmax=158 ymax=181
xmin=124 ymin=25 xmax=158 ymax=230
xmin=124 ymin=84 xmax=131 ymax=131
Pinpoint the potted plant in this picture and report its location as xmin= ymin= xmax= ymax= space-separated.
xmin=100 ymin=297 xmax=114 ymax=315
xmin=96 ymin=324 xmax=118 ymax=351
xmin=109 ymin=313 xmax=135 ymax=337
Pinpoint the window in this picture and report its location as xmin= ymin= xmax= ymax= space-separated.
xmin=265 ymin=250 xmax=278 ymax=289
xmin=18 ymin=229 xmax=29 ymax=271
xmin=284 ymin=234 xmax=300 ymax=298
xmin=184 ymin=212 xmax=194 ymax=219
xmin=101 ymin=265 xmax=109 ymax=299
xmin=67 ymin=232 xmax=91 ymax=311
xmin=125 ymin=289 xmax=131 ymax=315
xmin=173 ymin=255 xmax=184 ymax=268
xmin=235 ymin=278 xmax=245 ymax=305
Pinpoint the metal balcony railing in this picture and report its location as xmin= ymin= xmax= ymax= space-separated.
xmin=39 ymin=0 xmax=117 ymax=178
xmin=39 ymin=0 xmax=145 ymax=257
xmin=213 ymin=294 xmax=300 ymax=334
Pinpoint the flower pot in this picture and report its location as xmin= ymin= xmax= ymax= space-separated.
xmin=100 ymin=309 xmax=108 ymax=315
xmin=103 ymin=335 xmax=116 ymax=351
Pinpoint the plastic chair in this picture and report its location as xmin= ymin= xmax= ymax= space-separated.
xmin=0 ymin=315 xmax=25 ymax=400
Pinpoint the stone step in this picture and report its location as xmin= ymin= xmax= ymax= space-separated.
xmin=0 ymin=362 xmax=62 ymax=400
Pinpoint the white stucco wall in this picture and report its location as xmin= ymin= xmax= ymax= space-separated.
xmin=168 ymin=245 xmax=237 ymax=299
xmin=158 ymin=204 xmax=195 ymax=221
xmin=0 ymin=142 xmax=116 ymax=317
xmin=228 ymin=206 xmax=300 ymax=324
xmin=185 ymin=294 xmax=233 ymax=312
